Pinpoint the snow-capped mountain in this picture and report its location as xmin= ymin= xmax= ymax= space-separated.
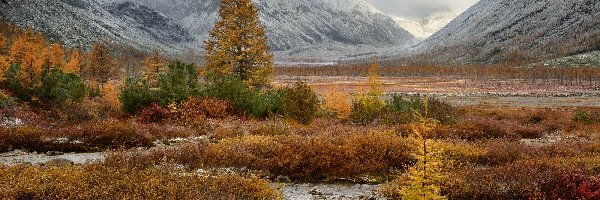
xmin=413 ymin=0 xmax=600 ymax=64
xmin=0 ymin=0 xmax=196 ymax=53
xmin=1 ymin=0 xmax=414 ymax=61
xmin=101 ymin=0 xmax=415 ymax=60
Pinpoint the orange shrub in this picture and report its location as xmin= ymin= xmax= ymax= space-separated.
xmin=59 ymin=119 xmax=153 ymax=151
xmin=0 ymin=164 xmax=281 ymax=199
xmin=0 ymin=126 xmax=44 ymax=152
xmin=179 ymin=97 xmax=230 ymax=119
xmin=105 ymin=131 xmax=417 ymax=180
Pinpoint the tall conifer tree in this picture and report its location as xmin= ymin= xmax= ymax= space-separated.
xmin=204 ymin=0 xmax=273 ymax=88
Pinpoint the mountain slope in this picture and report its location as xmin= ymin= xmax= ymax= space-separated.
xmin=104 ymin=0 xmax=414 ymax=59
xmin=414 ymin=0 xmax=600 ymax=64
xmin=0 ymin=0 xmax=196 ymax=52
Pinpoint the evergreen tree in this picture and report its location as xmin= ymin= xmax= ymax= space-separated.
xmin=88 ymin=42 xmax=116 ymax=86
xmin=141 ymin=49 xmax=168 ymax=88
xmin=204 ymin=0 xmax=273 ymax=88
xmin=157 ymin=61 xmax=199 ymax=104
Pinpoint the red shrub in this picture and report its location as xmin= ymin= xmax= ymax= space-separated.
xmin=538 ymin=171 xmax=600 ymax=199
xmin=138 ymin=103 xmax=171 ymax=124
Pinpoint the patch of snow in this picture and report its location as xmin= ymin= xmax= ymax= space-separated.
xmin=0 ymin=117 xmax=23 ymax=127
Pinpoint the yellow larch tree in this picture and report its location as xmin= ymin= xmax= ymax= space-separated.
xmin=0 ymin=34 xmax=8 ymax=80
xmin=64 ymin=48 xmax=82 ymax=74
xmin=9 ymin=30 xmax=46 ymax=88
xmin=367 ymin=58 xmax=384 ymax=98
xmin=141 ymin=49 xmax=168 ymax=88
xmin=35 ymin=46 xmax=52 ymax=70
xmin=88 ymin=42 xmax=116 ymax=86
xmin=204 ymin=0 xmax=273 ymax=88
xmin=48 ymin=43 xmax=65 ymax=69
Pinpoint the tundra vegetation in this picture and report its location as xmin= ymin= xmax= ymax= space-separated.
xmin=1 ymin=1 xmax=600 ymax=199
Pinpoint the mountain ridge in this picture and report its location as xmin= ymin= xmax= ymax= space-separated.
xmin=411 ymin=0 xmax=600 ymax=64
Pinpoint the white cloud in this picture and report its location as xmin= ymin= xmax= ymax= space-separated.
xmin=365 ymin=0 xmax=480 ymax=18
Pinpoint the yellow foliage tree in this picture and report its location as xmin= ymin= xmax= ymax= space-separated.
xmin=64 ymin=48 xmax=82 ymax=74
xmin=35 ymin=46 xmax=51 ymax=70
xmin=204 ymin=0 xmax=273 ymax=88
xmin=88 ymin=42 xmax=116 ymax=86
xmin=102 ymin=81 xmax=121 ymax=109
xmin=367 ymin=58 xmax=384 ymax=98
xmin=401 ymin=99 xmax=446 ymax=199
xmin=49 ymin=43 xmax=65 ymax=69
xmin=9 ymin=30 xmax=46 ymax=88
xmin=141 ymin=49 xmax=168 ymax=88
xmin=0 ymin=34 xmax=8 ymax=80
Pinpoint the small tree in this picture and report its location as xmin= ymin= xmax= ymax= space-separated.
xmin=88 ymin=42 xmax=116 ymax=87
xmin=350 ymin=58 xmax=385 ymax=124
xmin=400 ymin=98 xmax=446 ymax=199
xmin=37 ymin=68 xmax=86 ymax=104
xmin=284 ymin=81 xmax=320 ymax=124
xmin=64 ymin=48 xmax=82 ymax=74
xmin=48 ymin=43 xmax=65 ymax=69
xmin=0 ymin=34 xmax=9 ymax=80
xmin=367 ymin=58 xmax=383 ymax=98
xmin=204 ymin=0 xmax=273 ymax=88
xmin=141 ymin=49 xmax=168 ymax=88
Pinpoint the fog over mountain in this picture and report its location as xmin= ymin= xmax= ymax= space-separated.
xmin=366 ymin=0 xmax=479 ymax=38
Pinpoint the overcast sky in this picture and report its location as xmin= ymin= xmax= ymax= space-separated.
xmin=366 ymin=0 xmax=480 ymax=18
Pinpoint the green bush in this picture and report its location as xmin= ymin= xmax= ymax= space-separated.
xmin=248 ymin=89 xmax=285 ymax=118
xmin=157 ymin=61 xmax=200 ymax=104
xmin=0 ymin=92 xmax=6 ymax=107
xmin=284 ymin=81 xmax=320 ymax=124
xmin=119 ymin=78 xmax=157 ymax=114
xmin=350 ymin=94 xmax=385 ymax=124
xmin=3 ymin=64 xmax=33 ymax=101
xmin=202 ymin=77 xmax=253 ymax=113
xmin=572 ymin=108 xmax=592 ymax=125
xmin=38 ymin=69 xmax=86 ymax=104
xmin=426 ymin=97 xmax=457 ymax=125
xmin=384 ymin=95 xmax=457 ymax=125
xmin=4 ymin=65 xmax=86 ymax=104
xmin=201 ymin=77 xmax=283 ymax=118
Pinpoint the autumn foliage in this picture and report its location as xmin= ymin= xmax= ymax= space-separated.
xmin=204 ymin=0 xmax=273 ymax=88
xmin=0 ymin=164 xmax=281 ymax=200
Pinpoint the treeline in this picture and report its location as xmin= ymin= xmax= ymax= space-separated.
xmin=277 ymin=64 xmax=600 ymax=86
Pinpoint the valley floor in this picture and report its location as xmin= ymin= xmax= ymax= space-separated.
xmin=2 ymin=76 xmax=600 ymax=199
